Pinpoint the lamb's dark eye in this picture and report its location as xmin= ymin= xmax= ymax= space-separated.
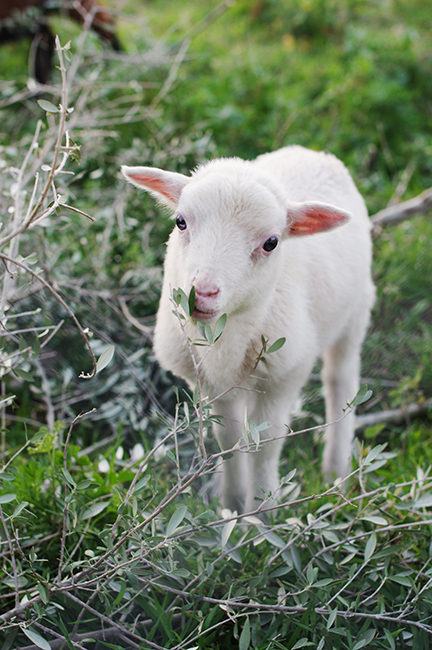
xmin=176 ymin=215 xmax=187 ymax=231
xmin=263 ymin=236 xmax=278 ymax=252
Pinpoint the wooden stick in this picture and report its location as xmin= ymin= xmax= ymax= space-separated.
xmin=371 ymin=187 xmax=432 ymax=225
xmin=355 ymin=399 xmax=432 ymax=431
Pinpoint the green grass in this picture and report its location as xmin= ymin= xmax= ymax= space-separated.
xmin=1 ymin=0 xmax=432 ymax=647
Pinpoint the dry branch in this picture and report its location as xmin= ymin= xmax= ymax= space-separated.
xmin=371 ymin=186 xmax=432 ymax=225
xmin=355 ymin=398 xmax=432 ymax=431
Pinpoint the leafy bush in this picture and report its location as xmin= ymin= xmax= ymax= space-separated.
xmin=0 ymin=0 xmax=432 ymax=647
xmin=3 ymin=406 xmax=432 ymax=648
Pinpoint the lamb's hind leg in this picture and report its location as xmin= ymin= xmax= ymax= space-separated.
xmin=321 ymin=316 xmax=370 ymax=480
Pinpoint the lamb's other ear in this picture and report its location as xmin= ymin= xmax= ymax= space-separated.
xmin=284 ymin=201 xmax=352 ymax=237
xmin=121 ymin=165 xmax=190 ymax=208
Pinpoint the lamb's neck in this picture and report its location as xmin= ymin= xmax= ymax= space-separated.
xmin=189 ymin=311 xmax=267 ymax=397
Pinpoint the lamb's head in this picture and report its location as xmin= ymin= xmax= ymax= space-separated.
xmin=121 ymin=158 xmax=350 ymax=321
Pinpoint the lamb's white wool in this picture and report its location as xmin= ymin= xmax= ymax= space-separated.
xmin=122 ymin=146 xmax=375 ymax=513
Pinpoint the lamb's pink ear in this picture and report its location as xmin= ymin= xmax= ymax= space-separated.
xmin=285 ymin=201 xmax=351 ymax=237
xmin=121 ymin=165 xmax=190 ymax=208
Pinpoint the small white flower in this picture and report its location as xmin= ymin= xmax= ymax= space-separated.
xmin=130 ymin=443 xmax=145 ymax=462
xmin=116 ymin=446 xmax=124 ymax=460
xmin=98 ymin=458 xmax=110 ymax=473
xmin=40 ymin=478 xmax=51 ymax=493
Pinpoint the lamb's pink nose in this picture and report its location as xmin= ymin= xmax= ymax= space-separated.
xmin=195 ymin=284 xmax=220 ymax=298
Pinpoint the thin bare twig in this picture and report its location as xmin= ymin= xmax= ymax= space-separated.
xmin=118 ymin=296 xmax=154 ymax=338
xmin=76 ymin=431 xmax=117 ymax=458
xmin=1 ymin=382 xmax=6 ymax=464
xmin=64 ymin=592 xmax=158 ymax=650
xmin=110 ymin=424 xmax=183 ymax=539
xmin=34 ymin=359 xmax=55 ymax=432
xmin=18 ymin=626 xmax=129 ymax=650
xmin=170 ymin=291 xmax=207 ymax=459
xmin=150 ymin=37 xmax=191 ymax=108
xmin=0 ymin=253 xmax=97 ymax=378
xmin=27 ymin=38 xmax=69 ymax=225
xmin=136 ymin=579 xmax=432 ymax=636
xmin=57 ymin=412 xmax=91 ymax=584
xmin=0 ymin=506 xmax=19 ymax=609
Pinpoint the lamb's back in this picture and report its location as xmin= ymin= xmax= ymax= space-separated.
xmin=254 ymin=145 xmax=368 ymax=220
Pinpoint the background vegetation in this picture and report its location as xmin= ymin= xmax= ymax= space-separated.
xmin=0 ymin=0 xmax=432 ymax=647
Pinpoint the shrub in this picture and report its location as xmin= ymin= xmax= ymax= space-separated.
xmin=1 ymin=1 xmax=432 ymax=647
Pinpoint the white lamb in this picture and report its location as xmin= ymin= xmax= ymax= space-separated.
xmin=122 ymin=145 xmax=375 ymax=513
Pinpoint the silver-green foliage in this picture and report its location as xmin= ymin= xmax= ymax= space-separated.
xmin=1 ymin=1 xmax=432 ymax=648
xmin=2 ymin=411 xmax=432 ymax=649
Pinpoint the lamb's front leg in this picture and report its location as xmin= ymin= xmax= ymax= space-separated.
xmin=245 ymin=390 xmax=298 ymax=514
xmin=213 ymin=398 xmax=248 ymax=513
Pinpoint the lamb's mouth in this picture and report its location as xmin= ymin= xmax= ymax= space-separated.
xmin=193 ymin=308 xmax=218 ymax=321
